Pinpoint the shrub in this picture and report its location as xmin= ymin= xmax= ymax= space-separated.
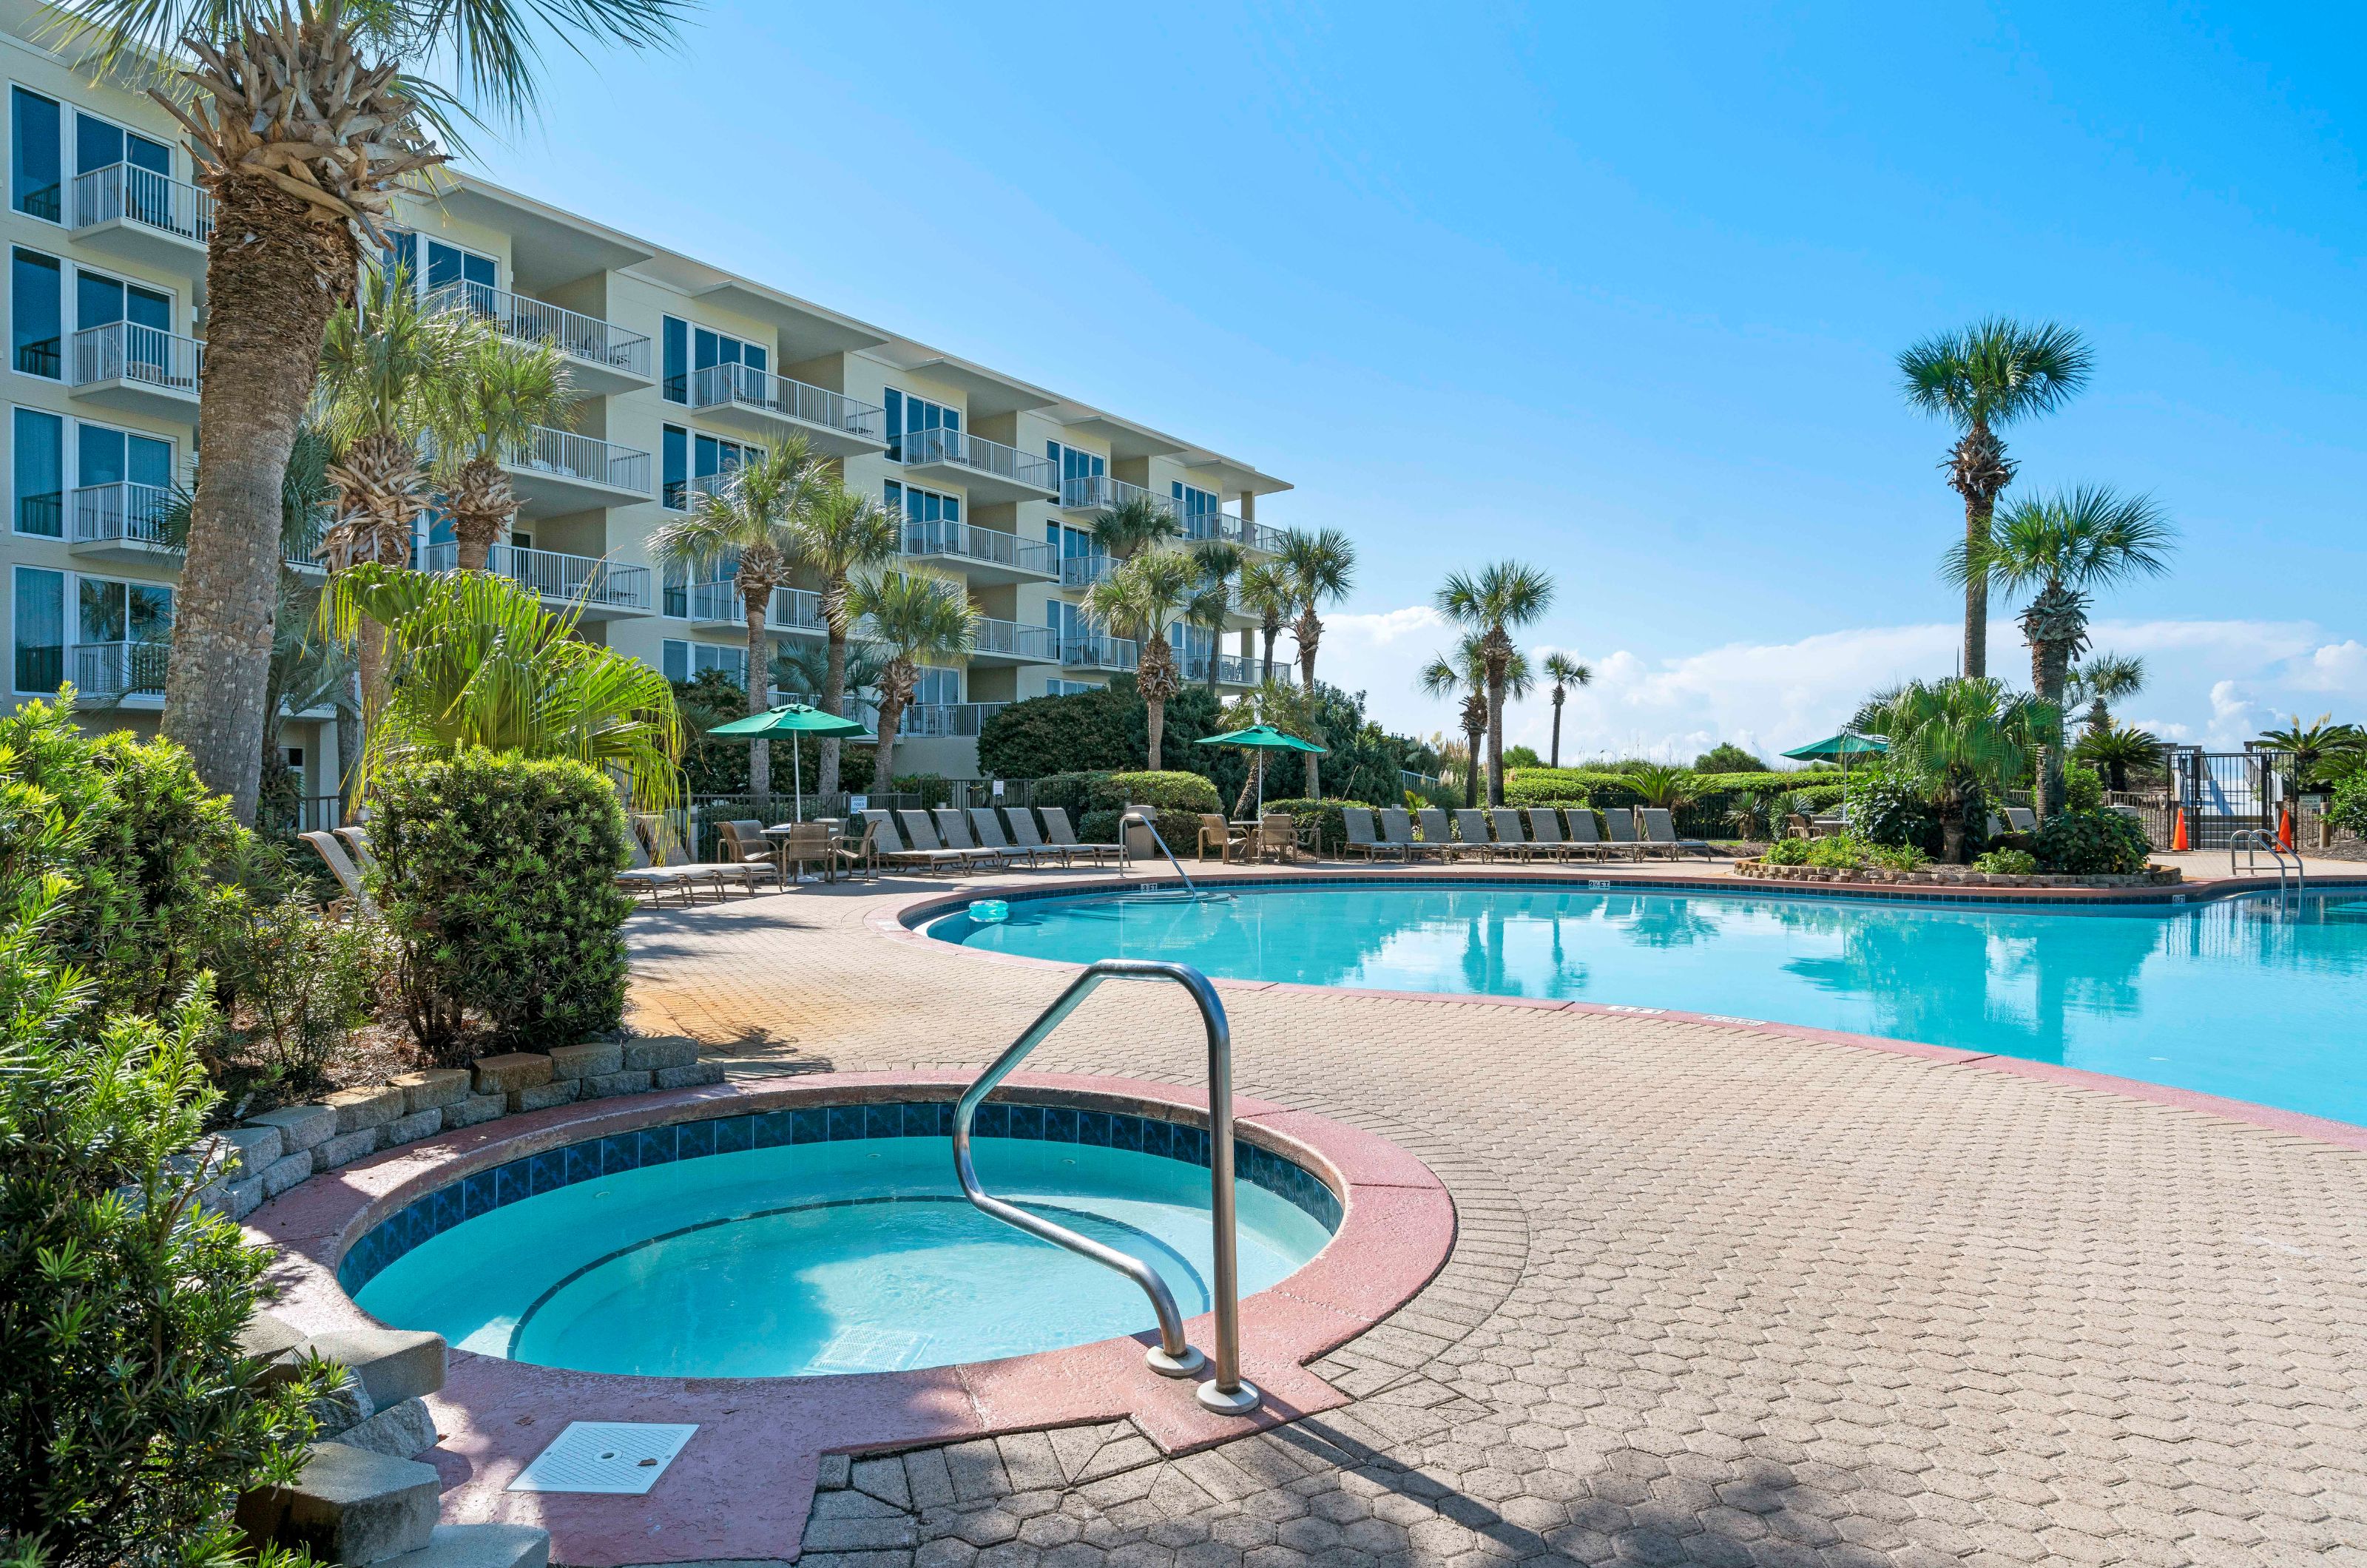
xmin=889 ymin=772 xmax=954 ymax=809
xmin=1257 ymin=797 xmax=1378 ymax=856
xmin=2064 ymin=763 xmax=2104 ymax=813
xmin=223 ymin=893 xmax=382 ymax=1097
xmin=1694 ymin=743 xmax=1769 ymax=773
xmin=2030 ymin=809 xmax=2152 ymax=876
xmin=0 ymin=783 xmax=327 ymax=1565
xmin=368 ymin=752 xmax=634 ymax=1062
xmin=1803 ymin=836 xmax=1868 ymax=870
xmin=1760 ymin=836 xmax=1811 ymax=865
xmin=977 ymin=686 xmax=1138 ymax=777
xmin=1844 ymin=766 xmax=1945 ymax=855
xmin=1504 ymin=770 xmax=1647 ymax=810
xmin=1863 ymin=840 xmax=1930 ymax=871
xmin=2330 ymin=774 xmax=2367 ymax=839
xmin=1028 ymin=771 xmax=1110 ymax=819
xmin=1087 ymin=771 xmax=1221 ymax=856
xmin=1972 ymin=848 xmax=2039 ymax=874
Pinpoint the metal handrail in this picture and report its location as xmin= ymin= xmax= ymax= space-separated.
xmin=1117 ymin=807 xmax=1235 ymax=904
xmin=2230 ymin=828 xmax=2303 ymax=896
xmin=952 ymin=959 xmax=1260 ymax=1414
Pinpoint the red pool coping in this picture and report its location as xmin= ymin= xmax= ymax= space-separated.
xmin=244 ymin=1072 xmax=1454 ymax=1568
xmin=882 ymin=874 xmax=2367 ymax=1156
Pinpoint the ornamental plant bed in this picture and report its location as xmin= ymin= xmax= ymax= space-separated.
xmin=1736 ymin=859 xmax=2181 ymax=889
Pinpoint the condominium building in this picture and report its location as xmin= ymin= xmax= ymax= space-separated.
xmin=0 ymin=4 xmax=1294 ymax=799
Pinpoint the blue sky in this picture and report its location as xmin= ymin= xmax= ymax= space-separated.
xmin=479 ymin=1 xmax=2366 ymax=760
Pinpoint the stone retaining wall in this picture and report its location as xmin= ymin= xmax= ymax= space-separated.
xmin=1735 ymin=859 xmax=2182 ymax=890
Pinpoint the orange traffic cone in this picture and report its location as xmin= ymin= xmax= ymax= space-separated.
xmin=2279 ymin=804 xmax=2295 ymax=851
xmin=2172 ymin=807 xmax=2189 ymax=852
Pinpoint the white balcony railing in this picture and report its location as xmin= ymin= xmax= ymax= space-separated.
xmin=970 ymin=616 xmax=1058 ymax=661
xmin=429 ymin=283 xmax=651 ymax=381
xmin=688 ymin=579 xmax=826 ymax=635
xmin=506 ymin=425 xmax=650 ymax=496
xmin=1059 ymin=473 xmax=1286 ymax=552
xmin=71 ymin=322 xmax=202 ymax=396
xmin=688 ymin=363 xmax=885 ymax=442
xmin=70 ymin=639 xmax=169 ymax=697
xmin=1061 ymin=634 xmax=1138 ymax=673
xmin=424 ymin=541 xmax=652 ymax=612
xmin=901 ymin=520 xmax=1054 ymax=576
xmin=894 ymin=425 xmax=1056 ymax=493
xmin=894 ymin=702 xmax=1008 ymax=738
xmin=71 ymin=162 xmax=212 ymax=245
xmin=71 ymin=481 xmax=175 ymax=549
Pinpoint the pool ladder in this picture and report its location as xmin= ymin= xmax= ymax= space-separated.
xmin=1116 ymin=808 xmax=1233 ymax=902
xmin=951 ymin=959 xmax=1261 ymax=1416
xmin=2230 ymin=828 xmax=2303 ymax=898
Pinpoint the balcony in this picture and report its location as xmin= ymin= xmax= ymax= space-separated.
xmin=894 ymin=426 xmax=1056 ymax=504
xmin=900 ymin=519 xmax=1054 ymax=584
xmin=1184 ymin=652 xmax=1269 ymax=687
xmin=967 ymin=615 xmax=1059 ymax=666
xmin=502 ymin=425 xmax=651 ymax=515
xmin=70 ymin=640 xmax=169 ymax=703
xmin=422 ymin=541 xmax=652 ymax=620
xmin=1060 ymin=633 xmax=1138 ymax=674
xmin=894 ymin=702 xmax=1008 ymax=739
xmin=1059 ymin=473 xmax=1286 ymax=552
xmin=686 ymin=579 xmax=827 ymax=636
xmin=430 ymin=283 xmax=652 ymax=397
xmin=70 ymin=163 xmax=212 ymax=270
xmin=67 ymin=481 xmax=178 ymax=564
xmin=687 ymin=364 xmax=887 ymax=457
xmin=69 ymin=322 xmax=201 ymax=416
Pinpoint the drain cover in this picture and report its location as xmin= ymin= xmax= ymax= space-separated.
xmin=509 ymin=1422 xmax=698 ymax=1495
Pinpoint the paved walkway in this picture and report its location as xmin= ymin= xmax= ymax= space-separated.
xmin=624 ymin=865 xmax=2367 ymax=1568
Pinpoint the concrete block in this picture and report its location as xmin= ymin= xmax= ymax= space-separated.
xmin=330 ymin=1396 xmax=439 ymax=1459
xmin=389 ymin=1069 xmax=470 ymax=1114
xmin=621 ymin=1035 xmax=698 ymax=1072
xmin=317 ymin=1129 xmax=382 ymax=1170
xmin=215 ymin=1174 xmax=268 ymax=1220
xmin=220 ymin=1123 xmax=285 ymax=1175
xmin=470 ymin=1053 xmax=551 ymax=1096
xmin=579 ymin=1069 xmax=653 ymax=1100
xmin=260 ymin=1149 xmax=315 ymax=1197
xmin=323 ymin=1084 xmax=406 ymax=1135
xmin=547 ymin=1040 xmax=621 ymax=1080
xmin=377 ymin=1525 xmax=550 ymax=1568
xmin=236 ymin=1442 xmax=439 ymax=1565
xmin=508 ymin=1079 xmax=578 ymax=1113
xmin=304 ymin=1328 xmax=448 ymax=1408
xmin=654 ymin=1063 xmax=726 ymax=1089
xmin=443 ymin=1093 xmax=505 ymax=1129
xmin=249 ymin=1103 xmax=337 ymax=1153
xmin=240 ymin=1312 xmax=308 ymax=1364
xmin=383 ymin=1109 xmax=442 ymax=1146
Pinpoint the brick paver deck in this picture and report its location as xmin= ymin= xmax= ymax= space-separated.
xmin=624 ymin=865 xmax=2367 ymax=1568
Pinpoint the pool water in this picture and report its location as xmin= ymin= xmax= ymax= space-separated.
xmin=354 ymin=1135 xmax=1332 ymax=1377
xmin=931 ymin=885 xmax=2367 ymax=1126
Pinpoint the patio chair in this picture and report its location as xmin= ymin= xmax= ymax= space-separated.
xmin=1453 ymin=808 xmax=1502 ymax=862
xmin=1602 ymin=807 xmax=1661 ymax=859
xmin=1418 ymin=807 xmax=1484 ymax=862
xmin=1489 ymin=808 xmax=1549 ymax=862
xmin=1783 ymin=812 xmax=1816 ymax=840
xmin=2003 ymin=805 xmax=2038 ymax=833
xmin=904 ymin=810 xmax=1002 ymax=872
xmin=300 ymin=831 xmax=378 ymax=915
xmin=1638 ymin=808 xmax=1715 ymax=861
xmin=933 ymin=808 xmax=1022 ymax=869
xmin=862 ymin=810 xmax=973 ymax=874
xmin=1007 ymin=807 xmax=1109 ymax=868
xmin=1259 ymin=811 xmax=1303 ymax=865
xmin=1524 ymin=808 xmax=1581 ymax=862
xmin=645 ymin=814 xmax=760 ymax=896
xmin=970 ymin=808 xmax=1049 ymax=867
xmin=835 ymin=816 xmax=881 ymax=881
xmin=1379 ymin=806 xmax=1444 ymax=861
xmin=1040 ymin=806 xmax=1123 ymax=865
xmin=1343 ymin=806 xmax=1403 ymax=862
xmin=777 ymin=822 xmax=838 ymax=882
xmin=1562 ymin=807 xmax=1619 ymax=861
xmin=1198 ymin=811 xmax=1248 ymax=863
xmin=613 ymin=820 xmax=715 ymax=906
xmin=716 ymin=820 xmax=786 ymax=890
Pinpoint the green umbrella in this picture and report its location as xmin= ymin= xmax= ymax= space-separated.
xmin=1780 ymin=731 xmax=1888 ymax=820
xmin=707 ymin=703 xmax=875 ymax=820
xmin=1196 ymin=724 xmax=1326 ymax=814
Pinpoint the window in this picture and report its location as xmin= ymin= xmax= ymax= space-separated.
xmin=661 ymin=317 xmax=687 ymax=403
xmin=80 ymin=574 xmax=174 ymax=645
xmin=1172 ymin=481 xmax=1219 ymax=521
xmin=884 ymin=389 xmax=958 ymax=462
xmin=911 ymin=666 xmax=959 ymax=706
xmin=663 ymin=564 xmax=688 ymax=618
xmin=661 ymin=424 xmax=689 ymax=509
xmin=78 ymin=422 xmax=173 ymax=494
xmin=12 ymin=249 xmax=60 ymax=377
xmin=422 ymin=238 xmax=496 ymax=296
xmin=1049 ymin=599 xmax=1091 ymax=651
xmin=882 ymin=479 xmax=959 ymax=527
xmin=662 ymin=638 xmax=746 ymax=686
xmin=10 ymin=89 xmax=59 ymax=221
xmin=77 ymin=270 xmax=172 ymax=334
xmin=692 ymin=324 xmax=767 ymax=396
xmin=1048 ymin=441 xmax=1104 ymax=503
xmin=1047 ymin=678 xmax=1097 ymax=697
xmin=13 ymin=409 xmax=61 ymax=536
xmin=13 ymin=566 xmax=62 ymax=691
xmin=73 ymin=111 xmax=169 ymax=180
xmin=695 ymin=433 xmax=760 ymax=501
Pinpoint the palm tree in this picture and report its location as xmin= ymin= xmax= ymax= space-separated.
xmin=1624 ymin=763 xmax=1696 ymax=811
xmin=789 ymin=484 xmax=904 ymax=796
xmin=847 ymin=572 xmax=976 ymax=794
xmin=1189 ymin=542 xmax=1246 ymax=693
xmin=1542 ymin=652 xmax=1591 ymax=769
xmin=1279 ymin=527 xmax=1357 ymax=796
xmin=428 ymin=324 xmax=573 ymax=571
xmin=1952 ymin=485 xmax=2175 ymax=820
xmin=1856 ymin=677 xmax=2055 ymax=863
xmin=1090 ymin=493 xmax=1182 ymax=563
xmin=1085 ymin=550 xmax=1201 ymax=770
xmin=322 ymin=564 xmax=683 ymax=808
xmin=1898 ymin=318 xmax=2094 ymax=680
xmin=2066 ymin=651 xmax=2146 ymax=734
xmin=2252 ymin=714 xmax=2367 ymax=793
xmin=647 ymin=437 xmax=831 ymax=800
xmin=66 ymin=0 xmax=689 ymax=825
xmin=1237 ymin=558 xmax=1292 ymax=685
xmin=1437 ymin=561 xmax=1555 ymax=806
xmin=1420 ymin=635 xmax=1530 ymax=808
xmin=2071 ymin=726 xmax=2163 ymax=793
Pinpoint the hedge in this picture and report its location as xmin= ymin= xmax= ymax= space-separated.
xmin=1078 ymin=771 xmax=1222 ymax=859
xmin=1505 ymin=767 xmax=1846 ymax=837
xmin=368 ymin=751 xmax=634 ymax=1062
xmin=1257 ymin=797 xmax=1382 ymax=856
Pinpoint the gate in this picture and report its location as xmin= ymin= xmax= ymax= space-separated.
xmin=2165 ymin=747 xmax=2295 ymax=848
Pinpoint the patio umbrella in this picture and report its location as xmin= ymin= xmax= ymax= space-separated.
xmin=1780 ymin=731 xmax=1888 ymax=814
xmin=706 ymin=703 xmax=875 ymax=821
xmin=1195 ymin=723 xmax=1326 ymax=815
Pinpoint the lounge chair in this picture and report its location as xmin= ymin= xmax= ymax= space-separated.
xmin=933 ymin=808 xmax=1022 ymax=869
xmin=1524 ymin=808 xmax=1583 ymax=862
xmin=1197 ymin=811 xmax=1248 ymax=862
xmin=1603 ymin=807 xmax=1660 ymax=859
xmin=300 ymin=830 xmax=378 ymax=914
xmin=1380 ymin=807 xmax=1443 ymax=861
xmin=1489 ymin=808 xmax=1550 ymax=862
xmin=613 ymin=822 xmax=713 ymax=906
xmin=333 ymin=825 xmax=374 ymax=871
xmin=2003 ymin=805 xmax=2038 ymax=833
xmin=1453 ymin=808 xmax=1503 ymax=862
xmin=1343 ymin=806 xmax=1402 ymax=862
xmin=1041 ymin=806 xmax=1123 ymax=865
xmin=1561 ymin=807 xmax=1617 ymax=862
xmin=905 ymin=809 xmax=1002 ymax=871
xmin=1638 ymin=808 xmax=1715 ymax=861
xmin=1007 ymin=807 xmax=1108 ymax=868
xmin=1259 ymin=811 xmax=1302 ymax=864
xmin=1418 ymin=807 xmax=1483 ymax=862
xmin=970 ymin=808 xmax=1048 ymax=867
xmin=862 ymin=809 xmax=973 ymax=874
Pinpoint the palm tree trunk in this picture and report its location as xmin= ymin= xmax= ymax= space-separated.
xmin=1297 ymin=615 xmax=1321 ymax=797
xmin=161 ymin=178 xmax=352 ymax=824
xmin=1550 ymin=692 xmax=1564 ymax=769
xmin=745 ymin=594 xmax=771 ymax=802
xmin=817 ymin=580 xmax=848 ymax=796
xmin=1485 ymin=672 xmax=1506 ymax=808
xmin=1464 ymin=729 xmax=1482 ymax=808
xmin=1956 ymin=416 xmax=2005 ymax=682
xmin=871 ymin=697 xmax=903 ymax=794
xmin=2032 ymin=639 xmax=2073 ymax=822
xmin=1260 ymin=618 xmax=1278 ymax=684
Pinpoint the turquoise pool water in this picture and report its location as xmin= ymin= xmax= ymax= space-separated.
xmin=354 ymin=1133 xmax=1333 ymax=1377
xmin=931 ymin=885 xmax=2367 ymax=1126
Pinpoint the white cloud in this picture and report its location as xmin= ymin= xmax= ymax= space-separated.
xmin=1323 ymin=610 xmax=2367 ymax=764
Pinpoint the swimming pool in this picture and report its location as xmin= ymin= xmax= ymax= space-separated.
xmin=929 ymin=883 xmax=2367 ymax=1126
xmin=343 ymin=1099 xmax=1337 ymax=1378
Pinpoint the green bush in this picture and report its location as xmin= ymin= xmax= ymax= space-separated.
xmin=2330 ymin=774 xmax=2367 ymax=839
xmin=2030 ymin=809 xmax=2152 ymax=875
xmin=1693 ymin=743 xmax=1769 ymax=773
xmin=0 ymin=771 xmax=328 ymax=1566
xmin=1028 ymin=771 xmax=1110 ymax=819
xmin=1761 ymin=836 xmax=1811 ymax=865
xmin=1863 ymin=840 xmax=1930 ymax=871
xmin=222 ymin=893 xmax=383 ymax=1098
xmin=1257 ymin=797 xmax=1379 ymax=856
xmin=888 ymin=772 xmax=954 ymax=809
xmin=368 ymin=752 xmax=633 ymax=1062
xmin=2064 ymin=763 xmax=2104 ymax=813
xmin=1972 ymin=848 xmax=2040 ymax=874
xmin=977 ymin=686 xmax=1138 ymax=777
xmin=1504 ymin=770 xmax=1647 ymax=810
xmin=1085 ymin=771 xmax=1222 ymax=857
xmin=1844 ymin=766 xmax=1945 ymax=855
xmin=1803 ymin=836 xmax=1868 ymax=870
